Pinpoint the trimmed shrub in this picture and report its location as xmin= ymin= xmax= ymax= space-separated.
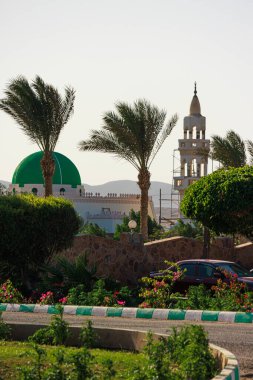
xmin=0 ymin=195 xmax=81 ymax=286
xmin=181 ymin=166 xmax=253 ymax=239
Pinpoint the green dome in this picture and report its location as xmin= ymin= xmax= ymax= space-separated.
xmin=12 ymin=152 xmax=81 ymax=188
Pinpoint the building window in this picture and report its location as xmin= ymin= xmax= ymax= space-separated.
xmin=60 ymin=188 xmax=66 ymax=196
xmin=102 ymin=207 xmax=111 ymax=215
xmin=32 ymin=188 xmax=38 ymax=196
xmin=176 ymin=180 xmax=182 ymax=187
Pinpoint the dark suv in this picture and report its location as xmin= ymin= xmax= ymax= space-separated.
xmin=150 ymin=259 xmax=253 ymax=293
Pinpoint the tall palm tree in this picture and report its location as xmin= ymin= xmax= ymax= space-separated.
xmin=79 ymin=99 xmax=178 ymax=240
xmin=0 ymin=76 xmax=75 ymax=196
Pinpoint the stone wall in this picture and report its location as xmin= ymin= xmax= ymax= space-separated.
xmin=60 ymin=234 xmax=253 ymax=286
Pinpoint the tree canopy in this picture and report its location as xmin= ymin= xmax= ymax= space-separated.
xmin=180 ymin=166 xmax=253 ymax=239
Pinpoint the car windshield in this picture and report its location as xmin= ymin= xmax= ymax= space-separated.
xmin=216 ymin=263 xmax=252 ymax=277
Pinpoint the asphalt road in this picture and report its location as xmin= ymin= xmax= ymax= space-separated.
xmin=2 ymin=312 xmax=253 ymax=379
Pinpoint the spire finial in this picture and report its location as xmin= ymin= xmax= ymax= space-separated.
xmin=194 ymin=82 xmax=197 ymax=95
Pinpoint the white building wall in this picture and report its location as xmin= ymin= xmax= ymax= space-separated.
xmin=9 ymin=182 xmax=156 ymax=233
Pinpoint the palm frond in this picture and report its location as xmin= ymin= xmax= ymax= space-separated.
xmin=79 ymin=129 xmax=140 ymax=170
xmin=211 ymin=130 xmax=246 ymax=168
xmin=148 ymin=113 xmax=178 ymax=168
xmin=247 ymin=140 xmax=253 ymax=165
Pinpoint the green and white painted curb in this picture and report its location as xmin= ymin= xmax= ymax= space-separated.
xmin=1 ymin=303 xmax=252 ymax=324
xmin=211 ymin=343 xmax=240 ymax=380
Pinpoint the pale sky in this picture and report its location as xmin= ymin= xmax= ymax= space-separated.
xmin=0 ymin=0 xmax=253 ymax=185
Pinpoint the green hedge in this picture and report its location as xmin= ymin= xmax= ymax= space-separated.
xmin=0 ymin=195 xmax=81 ymax=277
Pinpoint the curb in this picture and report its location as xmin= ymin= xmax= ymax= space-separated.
xmin=210 ymin=343 xmax=240 ymax=380
xmin=1 ymin=303 xmax=252 ymax=324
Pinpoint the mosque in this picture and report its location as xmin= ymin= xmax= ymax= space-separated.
xmin=8 ymin=84 xmax=208 ymax=230
xmin=9 ymin=151 xmax=156 ymax=233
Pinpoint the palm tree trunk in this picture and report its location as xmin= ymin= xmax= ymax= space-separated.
xmin=138 ymin=168 xmax=151 ymax=240
xmin=40 ymin=151 xmax=55 ymax=197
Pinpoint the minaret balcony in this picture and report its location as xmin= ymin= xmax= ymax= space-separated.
xmin=178 ymin=139 xmax=210 ymax=151
xmin=173 ymin=176 xmax=200 ymax=190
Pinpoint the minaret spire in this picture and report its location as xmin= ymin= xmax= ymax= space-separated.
xmin=190 ymin=82 xmax=201 ymax=115
xmin=194 ymin=81 xmax=197 ymax=95
xmin=173 ymin=84 xmax=210 ymax=218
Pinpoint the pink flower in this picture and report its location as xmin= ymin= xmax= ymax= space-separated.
xmin=59 ymin=297 xmax=68 ymax=304
xmin=117 ymin=300 xmax=125 ymax=306
xmin=173 ymin=271 xmax=182 ymax=281
xmin=155 ymin=281 xmax=165 ymax=288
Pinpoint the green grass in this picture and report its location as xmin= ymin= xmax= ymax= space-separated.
xmin=0 ymin=341 xmax=144 ymax=379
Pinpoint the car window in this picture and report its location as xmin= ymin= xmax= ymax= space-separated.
xmin=197 ymin=264 xmax=215 ymax=278
xmin=217 ymin=263 xmax=252 ymax=277
xmin=180 ymin=263 xmax=196 ymax=276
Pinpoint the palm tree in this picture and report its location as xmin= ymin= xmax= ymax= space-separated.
xmin=197 ymin=130 xmax=249 ymax=170
xmin=0 ymin=76 xmax=75 ymax=196
xmin=79 ymin=99 xmax=178 ymax=240
xmin=211 ymin=130 xmax=247 ymax=168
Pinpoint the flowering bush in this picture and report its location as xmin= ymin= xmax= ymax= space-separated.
xmin=139 ymin=262 xmax=184 ymax=308
xmin=67 ymin=280 xmax=131 ymax=307
xmin=211 ymin=270 xmax=253 ymax=312
xmin=0 ymin=280 xmax=23 ymax=303
xmin=39 ymin=291 xmax=54 ymax=305
xmin=175 ymin=270 xmax=253 ymax=312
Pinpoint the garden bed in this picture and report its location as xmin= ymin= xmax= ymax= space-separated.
xmin=0 ymin=323 xmax=240 ymax=380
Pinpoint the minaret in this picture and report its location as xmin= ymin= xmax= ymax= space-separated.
xmin=173 ymin=83 xmax=210 ymax=203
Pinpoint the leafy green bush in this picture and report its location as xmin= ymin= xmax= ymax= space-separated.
xmin=29 ymin=326 xmax=54 ymax=345
xmin=0 ymin=312 xmax=11 ymax=340
xmin=30 ymin=306 xmax=70 ymax=346
xmin=168 ymin=325 xmax=216 ymax=380
xmin=130 ymin=325 xmax=216 ymax=380
xmin=79 ymin=222 xmax=107 ymax=237
xmin=174 ymin=284 xmax=213 ymax=310
xmin=0 ymin=195 xmax=81 ymax=288
xmin=79 ymin=321 xmax=96 ymax=348
xmin=161 ymin=219 xmax=204 ymax=239
xmin=67 ymin=279 xmax=131 ymax=307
